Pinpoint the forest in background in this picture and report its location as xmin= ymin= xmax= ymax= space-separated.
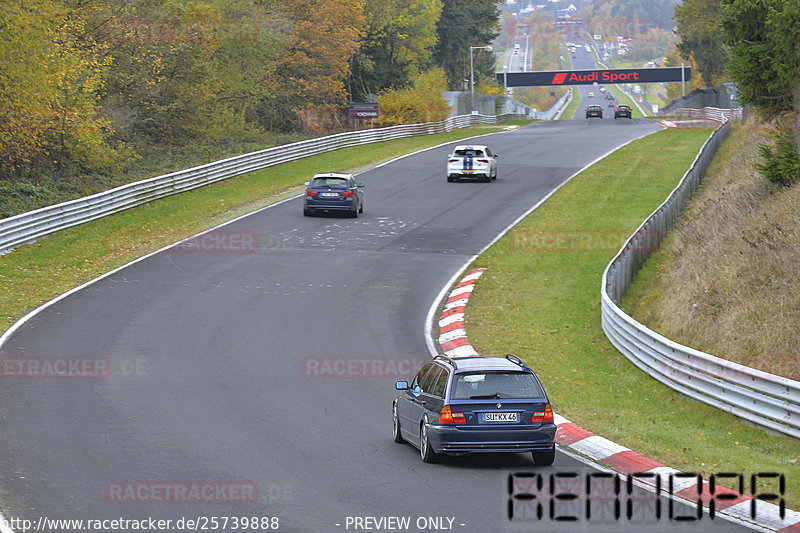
xmin=0 ymin=0 xmax=500 ymax=217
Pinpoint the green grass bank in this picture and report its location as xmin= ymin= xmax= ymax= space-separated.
xmin=0 ymin=126 xmax=516 ymax=334
xmin=464 ymin=127 xmax=800 ymax=506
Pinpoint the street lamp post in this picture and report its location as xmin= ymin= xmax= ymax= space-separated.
xmin=470 ymin=45 xmax=493 ymax=114
xmin=503 ymin=65 xmax=508 ymax=114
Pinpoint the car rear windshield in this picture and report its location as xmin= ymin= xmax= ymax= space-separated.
xmin=451 ymin=371 xmax=544 ymax=399
xmin=310 ymin=177 xmax=349 ymax=188
xmin=588 ymin=106 xmax=601 ymax=110
xmin=454 ymin=149 xmax=485 ymax=157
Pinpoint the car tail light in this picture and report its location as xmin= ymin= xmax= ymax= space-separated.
xmin=439 ymin=405 xmax=466 ymax=424
xmin=448 ymin=158 xmax=459 ymax=163
xmin=306 ymin=190 xmax=317 ymax=197
xmin=532 ymin=404 xmax=554 ymax=424
xmin=477 ymin=159 xmax=489 ymax=163
xmin=342 ymin=190 xmax=354 ymax=198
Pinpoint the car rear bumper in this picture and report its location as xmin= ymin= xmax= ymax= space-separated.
xmin=426 ymin=423 xmax=556 ymax=453
xmin=447 ymin=172 xmax=490 ymax=179
xmin=304 ymin=199 xmax=355 ymax=211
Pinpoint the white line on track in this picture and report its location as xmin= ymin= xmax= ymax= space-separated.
xmin=424 ymin=128 xmax=658 ymax=357
xmin=0 ymin=128 xmax=512 ymax=533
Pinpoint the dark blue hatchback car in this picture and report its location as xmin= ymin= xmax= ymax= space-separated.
xmin=393 ymin=355 xmax=556 ymax=464
xmin=303 ymin=173 xmax=364 ymax=217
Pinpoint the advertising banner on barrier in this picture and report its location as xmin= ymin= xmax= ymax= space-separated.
xmin=497 ymin=67 xmax=691 ymax=87
xmin=349 ymin=103 xmax=379 ymax=119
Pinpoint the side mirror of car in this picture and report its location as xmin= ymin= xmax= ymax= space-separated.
xmin=395 ymin=380 xmax=409 ymax=390
xmin=357 ymin=183 xmax=365 ymax=188
xmin=304 ymin=182 xmax=310 ymax=186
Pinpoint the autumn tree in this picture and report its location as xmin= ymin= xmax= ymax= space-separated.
xmin=722 ymin=0 xmax=800 ymax=184
xmin=433 ymin=0 xmax=500 ymax=90
xmin=349 ymin=0 xmax=442 ymax=100
xmin=673 ymin=0 xmax=726 ymax=87
xmin=375 ymin=67 xmax=449 ymax=125
xmin=0 ymin=0 xmax=122 ymax=176
xmin=268 ymin=0 xmax=365 ymax=129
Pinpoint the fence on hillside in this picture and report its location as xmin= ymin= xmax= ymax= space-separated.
xmin=601 ymin=110 xmax=800 ymax=439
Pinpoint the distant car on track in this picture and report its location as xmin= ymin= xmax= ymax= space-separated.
xmin=392 ymin=354 xmax=557 ymax=464
xmin=588 ymin=91 xmax=594 ymax=98
xmin=446 ymin=145 xmax=498 ymax=183
xmin=614 ymin=105 xmax=633 ymax=119
xmin=585 ymin=105 xmax=603 ymax=119
xmin=303 ymin=173 xmax=364 ymax=217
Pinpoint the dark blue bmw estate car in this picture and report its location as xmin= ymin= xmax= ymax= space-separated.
xmin=393 ymin=354 xmax=556 ymax=464
xmin=303 ymin=173 xmax=364 ymax=217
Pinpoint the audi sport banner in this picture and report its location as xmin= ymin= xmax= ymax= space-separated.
xmin=497 ymin=67 xmax=691 ymax=87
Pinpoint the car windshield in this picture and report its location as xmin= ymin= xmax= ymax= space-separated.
xmin=451 ymin=371 xmax=544 ymax=399
xmin=454 ymin=149 xmax=485 ymax=157
xmin=310 ymin=177 xmax=349 ymax=188
xmin=588 ymin=106 xmax=601 ymax=110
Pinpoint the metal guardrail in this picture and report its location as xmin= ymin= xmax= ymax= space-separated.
xmin=667 ymin=107 xmax=742 ymax=122
xmin=601 ymin=110 xmax=800 ymax=439
xmin=0 ymin=113 xmax=525 ymax=255
xmin=544 ymin=88 xmax=573 ymax=121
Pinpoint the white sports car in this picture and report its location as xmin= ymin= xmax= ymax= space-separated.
xmin=446 ymin=145 xmax=499 ymax=183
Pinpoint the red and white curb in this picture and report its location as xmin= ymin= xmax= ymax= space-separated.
xmin=436 ymin=268 xmax=800 ymax=532
xmin=437 ymin=268 xmax=484 ymax=358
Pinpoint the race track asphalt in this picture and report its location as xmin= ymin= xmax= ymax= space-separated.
xmin=0 ymin=115 xmax=751 ymax=532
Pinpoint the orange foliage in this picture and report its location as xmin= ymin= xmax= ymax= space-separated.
xmin=276 ymin=0 xmax=366 ymax=105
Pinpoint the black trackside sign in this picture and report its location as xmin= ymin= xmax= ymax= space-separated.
xmin=349 ymin=102 xmax=379 ymax=118
xmin=497 ymin=67 xmax=691 ymax=88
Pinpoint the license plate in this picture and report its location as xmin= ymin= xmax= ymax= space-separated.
xmin=462 ymin=169 xmax=474 ymax=173
xmin=320 ymin=192 xmax=338 ymax=197
xmin=484 ymin=412 xmax=517 ymax=422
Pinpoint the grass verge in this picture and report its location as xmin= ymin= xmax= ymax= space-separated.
xmin=561 ymin=89 xmax=581 ymax=120
xmin=0 ymin=125 xmax=518 ymax=334
xmin=622 ymin=123 xmax=800 ymax=380
xmin=607 ymin=84 xmax=648 ymax=117
xmin=465 ymin=127 xmax=800 ymax=507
